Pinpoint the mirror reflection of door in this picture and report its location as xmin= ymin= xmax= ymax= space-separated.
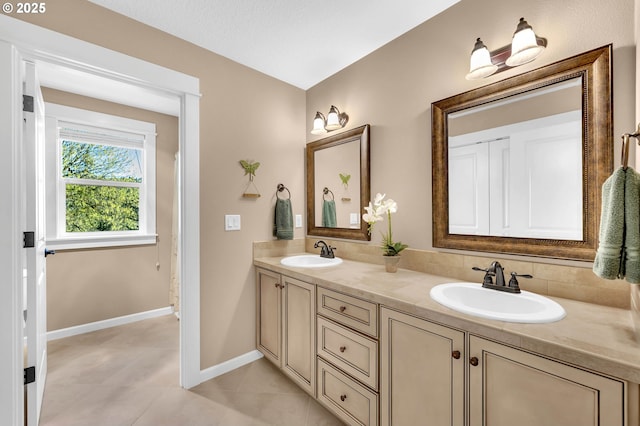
xmin=447 ymin=78 xmax=583 ymax=240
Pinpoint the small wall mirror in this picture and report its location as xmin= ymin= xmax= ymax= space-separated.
xmin=307 ymin=124 xmax=371 ymax=241
xmin=432 ymin=45 xmax=612 ymax=260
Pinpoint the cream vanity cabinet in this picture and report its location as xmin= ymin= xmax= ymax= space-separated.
xmin=255 ymin=268 xmax=316 ymax=396
xmin=468 ymin=335 xmax=626 ymax=426
xmin=316 ymin=286 xmax=380 ymax=426
xmin=380 ymin=307 xmax=465 ymax=426
xmin=380 ymin=306 xmax=628 ymax=426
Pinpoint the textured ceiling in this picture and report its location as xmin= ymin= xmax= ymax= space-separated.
xmin=88 ymin=0 xmax=460 ymax=90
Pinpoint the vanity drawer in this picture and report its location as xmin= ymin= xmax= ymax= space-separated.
xmin=317 ymin=357 xmax=378 ymax=426
xmin=317 ymin=287 xmax=378 ymax=337
xmin=317 ymin=316 xmax=378 ymax=390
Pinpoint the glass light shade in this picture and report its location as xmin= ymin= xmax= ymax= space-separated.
xmin=465 ymin=38 xmax=498 ymax=80
xmin=325 ymin=105 xmax=342 ymax=131
xmin=310 ymin=111 xmax=327 ymax=135
xmin=505 ymin=18 xmax=545 ymax=67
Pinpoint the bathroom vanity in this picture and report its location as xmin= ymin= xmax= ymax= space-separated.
xmin=254 ymin=253 xmax=640 ymax=426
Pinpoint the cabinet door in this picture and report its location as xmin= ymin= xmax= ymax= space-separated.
xmin=282 ymin=276 xmax=316 ymax=396
xmin=469 ymin=335 xmax=626 ymax=426
xmin=256 ymin=268 xmax=281 ymax=366
xmin=380 ymin=307 xmax=465 ymax=426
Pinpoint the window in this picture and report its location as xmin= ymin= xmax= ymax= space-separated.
xmin=45 ymin=104 xmax=156 ymax=249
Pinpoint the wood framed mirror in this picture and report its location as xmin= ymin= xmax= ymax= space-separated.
xmin=307 ymin=124 xmax=371 ymax=241
xmin=432 ymin=45 xmax=612 ymax=261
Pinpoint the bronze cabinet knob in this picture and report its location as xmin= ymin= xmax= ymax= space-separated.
xmin=340 ymin=394 xmax=347 ymax=402
xmin=452 ymin=350 xmax=461 ymax=359
xmin=339 ymin=346 xmax=346 ymax=353
xmin=339 ymin=306 xmax=347 ymax=312
xmin=470 ymin=356 xmax=479 ymax=366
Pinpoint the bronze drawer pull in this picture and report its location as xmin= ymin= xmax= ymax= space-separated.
xmin=452 ymin=350 xmax=461 ymax=359
xmin=340 ymin=394 xmax=347 ymax=402
xmin=339 ymin=305 xmax=347 ymax=312
xmin=470 ymin=356 xmax=479 ymax=366
xmin=339 ymin=346 xmax=346 ymax=353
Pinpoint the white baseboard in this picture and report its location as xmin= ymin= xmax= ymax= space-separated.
xmin=199 ymin=350 xmax=264 ymax=384
xmin=47 ymin=306 xmax=174 ymax=341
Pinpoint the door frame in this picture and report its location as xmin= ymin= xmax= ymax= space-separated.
xmin=0 ymin=15 xmax=202 ymax=423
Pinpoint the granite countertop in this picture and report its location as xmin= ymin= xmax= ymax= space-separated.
xmin=255 ymin=254 xmax=640 ymax=384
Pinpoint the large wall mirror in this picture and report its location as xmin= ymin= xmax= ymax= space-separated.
xmin=307 ymin=124 xmax=371 ymax=240
xmin=432 ymin=45 xmax=612 ymax=261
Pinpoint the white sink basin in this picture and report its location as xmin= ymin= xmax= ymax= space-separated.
xmin=281 ymin=255 xmax=343 ymax=268
xmin=430 ymin=282 xmax=565 ymax=323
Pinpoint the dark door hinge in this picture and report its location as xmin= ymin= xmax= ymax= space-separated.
xmin=24 ymin=366 xmax=35 ymax=385
xmin=23 ymin=231 xmax=35 ymax=248
xmin=23 ymin=95 xmax=34 ymax=113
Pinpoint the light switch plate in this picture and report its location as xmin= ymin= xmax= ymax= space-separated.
xmin=295 ymin=214 xmax=303 ymax=228
xmin=225 ymin=214 xmax=241 ymax=231
xmin=350 ymin=213 xmax=360 ymax=225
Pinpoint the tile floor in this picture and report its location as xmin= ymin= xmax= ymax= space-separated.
xmin=40 ymin=315 xmax=343 ymax=425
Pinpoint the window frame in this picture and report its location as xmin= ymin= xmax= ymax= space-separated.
xmin=45 ymin=103 xmax=157 ymax=249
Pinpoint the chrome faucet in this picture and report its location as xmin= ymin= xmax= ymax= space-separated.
xmin=314 ymin=240 xmax=336 ymax=259
xmin=472 ymin=261 xmax=531 ymax=294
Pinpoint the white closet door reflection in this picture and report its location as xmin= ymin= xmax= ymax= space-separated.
xmin=448 ymin=142 xmax=490 ymax=235
xmin=510 ymin=120 xmax=582 ymax=240
xmin=448 ymin=110 xmax=582 ymax=240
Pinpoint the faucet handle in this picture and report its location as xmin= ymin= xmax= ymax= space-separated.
xmin=472 ymin=266 xmax=494 ymax=286
xmin=508 ymin=272 xmax=532 ymax=293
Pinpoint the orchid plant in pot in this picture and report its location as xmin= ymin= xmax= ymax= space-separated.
xmin=363 ymin=193 xmax=408 ymax=272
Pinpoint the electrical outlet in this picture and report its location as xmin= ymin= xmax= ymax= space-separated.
xmin=224 ymin=214 xmax=241 ymax=231
xmin=350 ymin=213 xmax=360 ymax=225
xmin=295 ymin=214 xmax=303 ymax=228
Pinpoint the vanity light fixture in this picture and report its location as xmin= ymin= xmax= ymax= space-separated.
xmin=505 ymin=18 xmax=546 ymax=67
xmin=466 ymin=38 xmax=499 ymax=80
xmin=466 ymin=17 xmax=547 ymax=80
xmin=310 ymin=105 xmax=349 ymax=134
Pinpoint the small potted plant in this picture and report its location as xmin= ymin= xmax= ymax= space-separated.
xmin=363 ymin=193 xmax=408 ymax=272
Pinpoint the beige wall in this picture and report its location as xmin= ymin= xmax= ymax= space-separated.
xmin=448 ymin=84 xmax=582 ymax=136
xmin=41 ymin=88 xmax=179 ymax=331
xmin=307 ymin=0 xmax=636 ymax=256
xmin=12 ymin=0 xmax=637 ymax=370
xmin=14 ymin=1 xmax=306 ymax=369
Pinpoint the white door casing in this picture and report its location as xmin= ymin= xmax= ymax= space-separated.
xmin=23 ymin=60 xmax=47 ymax=426
xmin=0 ymin=15 xmax=201 ymax=425
xmin=0 ymin=40 xmax=25 ymax=426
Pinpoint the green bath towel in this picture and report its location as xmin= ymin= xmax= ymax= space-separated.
xmin=624 ymin=168 xmax=640 ymax=283
xmin=273 ymin=198 xmax=293 ymax=240
xmin=322 ymin=200 xmax=337 ymax=228
xmin=593 ymin=167 xmax=626 ymax=280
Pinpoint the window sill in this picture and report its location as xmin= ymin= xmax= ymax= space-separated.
xmin=46 ymin=234 xmax=157 ymax=250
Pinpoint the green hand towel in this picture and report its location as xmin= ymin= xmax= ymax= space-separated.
xmin=322 ymin=200 xmax=337 ymax=228
xmin=593 ymin=167 xmax=626 ymax=280
xmin=625 ymin=167 xmax=640 ymax=283
xmin=273 ymin=198 xmax=293 ymax=240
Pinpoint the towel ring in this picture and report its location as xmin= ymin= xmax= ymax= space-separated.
xmin=276 ymin=183 xmax=291 ymax=200
xmin=323 ymin=187 xmax=334 ymax=201
xmin=622 ymin=134 xmax=631 ymax=170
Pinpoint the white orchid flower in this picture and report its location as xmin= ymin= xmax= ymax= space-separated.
xmin=363 ymin=192 xmax=407 ymax=256
xmin=384 ymin=199 xmax=397 ymax=213
xmin=363 ymin=202 xmax=383 ymax=224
